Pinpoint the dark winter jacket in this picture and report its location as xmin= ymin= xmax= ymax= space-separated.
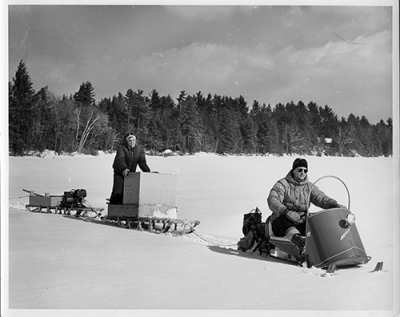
xmin=112 ymin=143 xmax=150 ymax=175
xmin=267 ymin=171 xmax=340 ymax=221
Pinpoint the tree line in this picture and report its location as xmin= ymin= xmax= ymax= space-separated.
xmin=9 ymin=60 xmax=392 ymax=157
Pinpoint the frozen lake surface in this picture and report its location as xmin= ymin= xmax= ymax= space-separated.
xmin=8 ymin=153 xmax=397 ymax=312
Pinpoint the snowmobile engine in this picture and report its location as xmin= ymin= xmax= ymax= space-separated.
xmin=60 ymin=189 xmax=87 ymax=208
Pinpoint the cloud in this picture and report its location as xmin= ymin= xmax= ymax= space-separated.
xmin=309 ymin=6 xmax=391 ymax=34
xmin=277 ymin=30 xmax=391 ymax=82
xmin=264 ymin=30 xmax=392 ymax=120
xmin=101 ymin=28 xmax=391 ymax=122
xmin=124 ymin=42 xmax=273 ymax=97
xmin=20 ymin=57 xmax=78 ymax=94
xmin=8 ymin=5 xmax=391 ymax=122
xmin=9 ymin=5 xmax=32 ymax=16
xmin=165 ymin=6 xmax=256 ymax=21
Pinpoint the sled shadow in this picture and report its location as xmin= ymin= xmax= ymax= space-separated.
xmin=61 ymin=214 xmax=190 ymax=235
xmin=207 ymin=245 xmax=299 ymax=266
xmin=61 ymin=214 xmax=126 ymax=229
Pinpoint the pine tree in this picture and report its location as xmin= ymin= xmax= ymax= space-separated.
xmin=53 ymin=96 xmax=77 ymax=153
xmin=146 ymin=89 xmax=165 ymax=150
xmin=216 ymin=106 xmax=237 ymax=154
xmin=346 ymin=114 xmax=362 ymax=156
xmin=336 ymin=118 xmax=355 ymax=156
xmin=381 ymin=118 xmax=392 ymax=156
xmin=179 ymin=96 xmax=203 ymax=153
xmin=125 ymin=89 xmax=150 ymax=145
xmin=73 ymin=81 xmax=95 ymax=106
xmin=125 ymin=89 xmax=138 ymax=132
xmin=252 ymin=102 xmax=271 ymax=154
xmin=159 ymin=95 xmax=176 ymax=149
xmin=9 ymin=60 xmax=36 ymax=154
xmin=111 ymin=93 xmax=129 ymax=138
xmin=176 ymin=90 xmax=187 ymax=114
xmin=9 ymin=81 xmax=22 ymax=154
xmin=32 ymin=87 xmax=57 ymax=151
xmin=240 ymin=116 xmax=257 ymax=153
xmin=8 ymin=60 xmax=393 ymax=157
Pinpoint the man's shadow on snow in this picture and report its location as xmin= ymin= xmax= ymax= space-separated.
xmin=207 ymin=245 xmax=299 ymax=266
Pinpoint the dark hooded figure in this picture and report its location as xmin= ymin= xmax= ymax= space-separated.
xmin=109 ymin=133 xmax=150 ymax=204
xmin=267 ymin=158 xmax=344 ymax=249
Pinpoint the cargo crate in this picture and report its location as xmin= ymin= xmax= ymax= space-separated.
xmin=107 ymin=204 xmax=138 ymax=218
xmin=28 ymin=195 xmax=63 ymax=208
xmin=123 ymin=172 xmax=177 ymax=206
xmin=108 ymin=172 xmax=178 ymax=219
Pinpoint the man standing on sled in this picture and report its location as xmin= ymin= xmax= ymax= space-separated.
xmin=267 ymin=158 xmax=345 ymax=250
xmin=109 ymin=133 xmax=151 ymax=204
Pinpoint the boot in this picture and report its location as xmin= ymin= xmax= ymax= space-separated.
xmin=291 ymin=233 xmax=306 ymax=250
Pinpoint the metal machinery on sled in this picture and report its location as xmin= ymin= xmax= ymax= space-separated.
xmin=24 ymin=188 xmax=102 ymax=217
xmin=238 ymin=176 xmax=371 ymax=272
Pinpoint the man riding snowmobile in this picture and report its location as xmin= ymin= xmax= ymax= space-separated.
xmin=267 ymin=158 xmax=345 ymax=253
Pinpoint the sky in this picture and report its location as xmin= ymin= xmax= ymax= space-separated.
xmin=8 ymin=5 xmax=393 ymax=123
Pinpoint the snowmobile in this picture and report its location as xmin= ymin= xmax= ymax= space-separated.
xmin=238 ymin=175 xmax=372 ymax=272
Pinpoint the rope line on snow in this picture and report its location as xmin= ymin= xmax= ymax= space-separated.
xmin=10 ymin=194 xmax=30 ymax=200
xmin=190 ymin=231 xmax=237 ymax=247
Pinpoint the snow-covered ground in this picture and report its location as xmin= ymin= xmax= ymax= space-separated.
xmin=6 ymin=153 xmax=398 ymax=313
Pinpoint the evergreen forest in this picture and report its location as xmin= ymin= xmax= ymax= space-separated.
xmin=9 ymin=60 xmax=392 ymax=157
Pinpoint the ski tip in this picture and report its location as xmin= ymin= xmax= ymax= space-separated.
xmin=326 ymin=263 xmax=337 ymax=274
xmin=370 ymin=261 xmax=384 ymax=272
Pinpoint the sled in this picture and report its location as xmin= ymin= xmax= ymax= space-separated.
xmin=103 ymin=172 xmax=200 ymax=234
xmin=105 ymin=203 xmax=200 ymax=234
xmin=24 ymin=190 xmax=199 ymax=235
xmin=24 ymin=189 xmax=63 ymax=213
xmin=24 ymin=188 xmax=103 ymax=216
xmin=23 ymin=172 xmax=200 ymax=235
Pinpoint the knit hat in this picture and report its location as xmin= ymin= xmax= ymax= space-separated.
xmin=123 ymin=132 xmax=136 ymax=147
xmin=124 ymin=132 xmax=136 ymax=140
xmin=292 ymin=158 xmax=308 ymax=171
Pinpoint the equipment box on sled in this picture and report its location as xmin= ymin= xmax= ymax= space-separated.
xmin=28 ymin=194 xmax=63 ymax=208
xmin=108 ymin=172 xmax=178 ymax=219
xmin=107 ymin=204 xmax=139 ymax=218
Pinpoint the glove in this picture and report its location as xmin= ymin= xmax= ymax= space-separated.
xmin=285 ymin=210 xmax=305 ymax=224
xmin=122 ymin=169 xmax=130 ymax=177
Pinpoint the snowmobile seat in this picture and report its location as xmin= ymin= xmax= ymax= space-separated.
xmin=265 ymin=216 xmax=303 ymax=262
